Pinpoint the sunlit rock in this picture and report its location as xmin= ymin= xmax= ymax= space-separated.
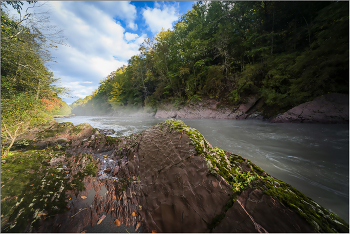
xmin=117 ymin=119 xmax=349 ymax=232
xmin=270 ymin=93 xmax=349 ymax=124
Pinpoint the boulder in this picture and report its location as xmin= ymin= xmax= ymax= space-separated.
xmin=270 ymin=93 xmax=349 ymax=124
xmin=116 ymin=119 xmax=348 ymax=232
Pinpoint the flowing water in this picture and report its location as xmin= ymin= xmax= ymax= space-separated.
xmin=56 ymin=116 xmax=349 ymax=222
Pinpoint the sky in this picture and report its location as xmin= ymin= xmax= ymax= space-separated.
xmin=4 ymin=1 xmax=195 ymax=104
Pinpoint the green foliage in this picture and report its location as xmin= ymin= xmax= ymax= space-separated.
xmin=71 ymin=1 xmax=348 ymax=117
xmin=1 ymin=6 xmax=67 ymax=156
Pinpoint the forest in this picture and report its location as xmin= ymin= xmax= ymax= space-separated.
xmin=71 ymin=1 xmax=349 ymax=117
xmin=1 ymin=1 xmax=71 ymax=156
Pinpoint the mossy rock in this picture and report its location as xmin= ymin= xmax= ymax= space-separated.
xmin=160 ymin=119 xmax=348 ymax=232
xmin=1 ymin=148 xmax=97 ymax=233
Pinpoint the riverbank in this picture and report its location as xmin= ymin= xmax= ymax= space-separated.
xmin=1 ymin=122 xmax=141 ymax=233
xmin=104 ymin=93 xmax=348 ymax=124
xmin=1 ymin=120 xmax=348 ymax=232
xmin=53 ymin=114 xmax=76 ymax=118
xmin=154 ymin=93 xmax=348 ymax=124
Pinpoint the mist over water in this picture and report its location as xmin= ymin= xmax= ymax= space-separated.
xmin=56 ymin=116 xmax=349 ymax=222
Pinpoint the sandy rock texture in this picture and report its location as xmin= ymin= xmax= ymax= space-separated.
xmin=133 ymin=123 xmax=232 ymax=232
xmin=115 ymin=119 xmax=348 ymax=233
xmin=270 ymin=93 xmax=349 ymax=124
xmin=8 ymin=120 xmax=347 ymax=233
xmin=155 ymin=97 xmax=264 ymax=120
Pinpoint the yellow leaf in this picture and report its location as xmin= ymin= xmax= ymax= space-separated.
xmin=135 ymin=222 xmax=141 ymax=231
xmin=97 ymin=215 xmax=106 ymax=225
xmin=112 ymin=196 xmax=117 ymax=200
xmin=132 ymin=212 xmax=136 ymax=217
xmin=29 ymin=184 xmax=34 ymax=186
xmin=81 ymin=196 xmax=87 ymax=199
xmin=114 ymin=219 xmax=121 ymax=227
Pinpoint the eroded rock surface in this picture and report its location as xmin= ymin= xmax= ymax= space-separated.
xmin=270 ymin=93 xmax=349 ymax=124
xmin=127 ymin=119 xmax=348 ymax=232
xmin=155 ymin=97 xmax=263 ymax=120
xmin=3 ymin=120 xmax=348 ymax=233
xmin=134 ymin=123 xmax=232 ymax=232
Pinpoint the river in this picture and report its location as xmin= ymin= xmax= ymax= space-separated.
xmin=56 ymin=116 xmax=349 ymax=222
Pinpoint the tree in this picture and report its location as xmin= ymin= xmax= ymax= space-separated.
xmin=1 ymin=1 xmax=68 ymax=157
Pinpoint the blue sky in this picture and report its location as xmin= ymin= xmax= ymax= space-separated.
xmin=4 ymin=1 xmax=195 ymax=104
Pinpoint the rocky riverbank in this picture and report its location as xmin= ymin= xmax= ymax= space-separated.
xmin=155 ymin=96 xmax=264 ymax=120
xmin=270 ymin=93 xmax=349 ymax=124
xmin=1 ymin=120 xmax=348 ymax=232
xmin=154 ymin=93 xmax=348 ymax=124
xmin=53 ymin=114 xmax=75 ymax=118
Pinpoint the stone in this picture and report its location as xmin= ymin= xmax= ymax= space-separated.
xmin=270 ymin=93 xmax=349 ymax=124
xmin=126 ymin=119 xmax=349 ymax=232
xmin=113 ymin=166 xmax=119 ymax=176
xmin=155 ymin=97 xmax=263 ymax=120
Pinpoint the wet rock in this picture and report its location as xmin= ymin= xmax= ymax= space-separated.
xmin=113 ymin=166 xmax=119 ymax=176
xmin=270 ymin=93 xmax=349 ymax=124
xmin=97 ymin=128 xmax=116 ymax=136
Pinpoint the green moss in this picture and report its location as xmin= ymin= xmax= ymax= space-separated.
xmin=72 ymin=126 xmax=82 ymax=135
xmin=263 ymin=181 xmax=349 ymax=232
xmin=1 ymin=148 xmax=98 ymax=233
xmin=83 ymin=162 xmax=97 ymax=177
xmin=105 ymin=136 xmax=119 ymax=145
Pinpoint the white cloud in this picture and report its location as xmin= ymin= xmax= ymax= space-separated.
xmin=142 ymin=2 xmax=179 ymax=34
xmin=90 ymin=57 xmax=127 ymax=78
xmin=60 ymin=81 xmax=96 ymax=100
xmin=128 ymin=22 xmax=138 ymax=31
xmin=2 ymin=1 xmax=148 ymax=103
xmin=2 ymin=1 xmax=183 ymax=104
xmin=125 ymin=32 xmax=138 ymax=41
xmin=86 ymin=1 xmax=137 ymax=30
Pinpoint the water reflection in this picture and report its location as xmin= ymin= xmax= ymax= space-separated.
xmin=56 ymin=116 xmax=349 ymax=222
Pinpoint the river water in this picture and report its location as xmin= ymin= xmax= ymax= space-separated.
xmin=56 ymin=116 xmax=349 ymax=222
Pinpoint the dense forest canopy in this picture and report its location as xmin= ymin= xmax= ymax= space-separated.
xmin=1 ymin=1 xmax=70 ymax=156
xmin=71 ymin=1 xmax=349 ymax=116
